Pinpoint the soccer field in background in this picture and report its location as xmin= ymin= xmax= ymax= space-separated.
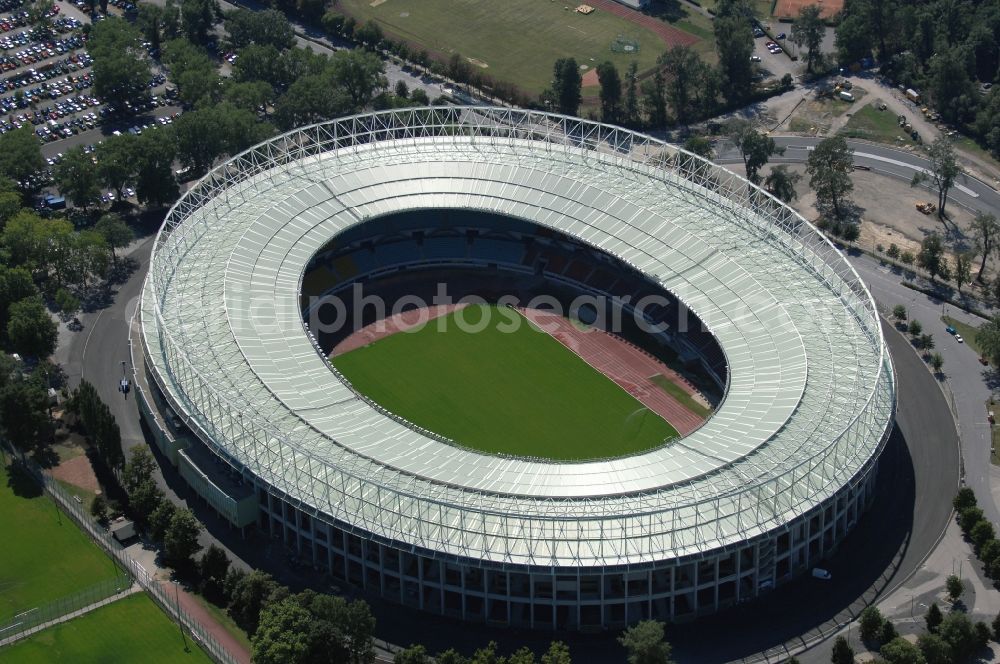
xmin=0 ymin=462 xmax=123 ymax=621
xmin=0 ymin=593 xmax=213 ymax=664
xmin=338 ymin=0 xmax=687 ymax=94
xmin=332 ymin=304 xmax=678 ymax=460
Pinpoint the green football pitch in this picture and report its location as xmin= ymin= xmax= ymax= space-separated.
xmin=332 ymin=305 xmax=678 ymax=460
xmin=0 ymin=593 xmax=212 ymax=664
xmin=338 ymin=0 xmax=687 ymax=95
xmin=0 ymin=462 xmax=123 ymax=621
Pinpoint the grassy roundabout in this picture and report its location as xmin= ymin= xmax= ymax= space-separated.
xmin=0 ymin=462 xmax=123 ymax=620
xmin=332 ymin=304 xmax=678 ymax=460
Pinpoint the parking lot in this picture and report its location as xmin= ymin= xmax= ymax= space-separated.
xmin=1 ymin=0 xmax=185 ymax=200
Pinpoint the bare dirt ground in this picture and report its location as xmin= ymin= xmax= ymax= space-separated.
xmin=761 ymin=163 xmax=978 ymax=253
xmin=51 ymin=454 xmax=100 ymax=495
xmin=330 ymin=303 xmax=468 ymax=357
xmin=518 ymin=307 xmax=709 ymax=436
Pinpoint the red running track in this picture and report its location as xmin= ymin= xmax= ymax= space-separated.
xmin=330 ymin=303 xmax=469 ymax=357
xmin=584 ymin=0 xmax=699 ymax=49
xmin=519 ymin=308 xmax=706 ymax=436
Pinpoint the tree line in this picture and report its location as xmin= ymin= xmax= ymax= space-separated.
xmin=836 ymin=0 xmax=1000 ymax=159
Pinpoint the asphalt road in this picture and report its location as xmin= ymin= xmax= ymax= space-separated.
xmin=716 ymin=137 xmax=1000 ymax=218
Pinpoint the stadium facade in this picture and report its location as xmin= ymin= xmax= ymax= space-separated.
xmin=134 ymin=107 xmax=895 ymax=630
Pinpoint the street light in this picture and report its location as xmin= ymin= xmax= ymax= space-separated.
xmin=171 ymin=580 xmax=189 ymax=652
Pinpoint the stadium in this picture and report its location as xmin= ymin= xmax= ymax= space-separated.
xmin=135 ymin=107 xmax=895 ymax=630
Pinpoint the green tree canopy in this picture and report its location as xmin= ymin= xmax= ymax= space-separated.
xmin=54 ymin=146 xmax=101 ymax=209
xmin=596 ymin=62 xmax=622 ymax=125
xmin=806 ymin=135 xmax=854 ymax=219
xmin=7 ymin=296 xmax=57 ymax=358
xmin=89 ymin=17 xmax=152 ymax=109
xmin=618 ymin=620 xmax=674 ymax=664
xmin=164 ymin=506 xmax=203 ymax=567
xmin=0 ymin=127 xmax=44 ymax=184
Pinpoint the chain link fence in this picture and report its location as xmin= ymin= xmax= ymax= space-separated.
xmin=0 ymin=576 xmax=133 ymax=645
xmin=1 ymin=449 xmax=243 ymax=664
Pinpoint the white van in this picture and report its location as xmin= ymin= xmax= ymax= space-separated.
xmin=811 ymin=568 xmax=832 ymax=580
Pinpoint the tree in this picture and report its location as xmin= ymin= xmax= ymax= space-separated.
xmin=912 ymin=137 xmax=960 ymax=222
xmin=879 ymin=637 xmax=925 ymax=664
xmin=90 ymin=494 xmax=109 ymax=522
xmin=892 ymin=304 xmax=907 ymax=322
xmin=164 ymin=507 xmax=203 ymax=568
xmin=0 ymin=378 xmax=51 ymax=458
xmin=224 ymin=80 xmax=273 ymax=115
xmin=925 ymin=602 xmax=943 ymax=632
xmin=993 ymin=610 xmax=1000 ymax=641
xmin=618 ymin=620 xmax=674 ymax=664
xmin=831 ymin=635 xmax=854 ymax=664
xmin=199 ymin=543 xmax=231 ymax=603
xmin=229 ymin=570 xmax=285 ymax=634
xmin=541 ymin=642 xmax=571 ymax=664
xmin=54 ymin=288 xmax=80 ymax=317
xmin=916 ymin=633 xmax=950 ymax=664
xmin=886 ymin=244 xmax=901 ymax=260
xmin=134 ymin=128 xmax=179 ymax=207
xmin=806 ymin=136 xmax=854 ymax=219
xmin=790 ymin=5 xmax=824 ymax=73
xmin=329 ymin=49 xmax=387 ymax=111
xmin=550 ymin=58 xmax=582 ymax=116
xmin=970 ymin=519 xmax=995 ymax=551
xmin=954 ymin=252 xmax=974 ymax=292
xmin=939 ymin=612 xmax=978 ymax=661
xmin=919 ymin=334 xmax=934 ymax=352
xmin=971 ymin=212 xmax=999 ymax=279
xmin=224 ymin=9 xmax=294 ymax=51
xmin=624 ymin=62 xmax=639 ymax=128
xmin=859 ymin=605 xmax=886 ymax=645
xmin=148 ymin=498 xmax=176 ymax=541
xmin=181 ymin=0 xmax=219 ymax=44
xmin=252 ymin=597 xmax=312 ymax=664
xmin=959 ymin=506 xmax=984 ymax=533
xmin=137 ymin=3 xmax=167 ymax=53
xmin=394 ymin=645 xmax=431 ymax=664
xmin=917 ymin=234 xmax=946 ymax=281
xmin=355 ymin=20 xmax=383 ymax=49
xmin=128 ymin=478 xmax=163 ymax=525
xmin=0 ymin=127 xmax=44 ymax=184
xmin=977 ymin=316 xmax=1000 ymax=366
xmin=8 ymin=297 xmax=57 ymax=358
xmin=640 ymin=69 xmax=667 ymax=130
xmin=94 ymin=214 xmax=134 ymax=267
xmin=122 ymin=446 xmax=157 ymax=493
xmin=714 ymin=16 xmax=754 ymax=103
xmin=979 ymin=539 xmax=1000 ymax=567
xmin=946 ymin=574 xmax=964 ymax=602
xmin=95 ymin=134 xmax=140 ymax=201
xmin=765 ymin=166 xmax=801 ymax=203
xmin=908 ymin=320 xmax=922 ymax=337
xmin=596 ymin=62 xmax=622 ymax=125
xmin=54 ymin=147 xmax=101 ymax=209
xmin=728 ymin=119 xmax=783 ymax=185
xmin=659 ymin=46 xmax=705 ymax=125
xmin=89 ymin=17 xmax=152 ymax=110
xmin=930 ymin=352 xmax=944 ymax=373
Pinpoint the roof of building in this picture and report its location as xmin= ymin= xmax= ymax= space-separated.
xmin=140 ymin=108 xmax=894 ymax=567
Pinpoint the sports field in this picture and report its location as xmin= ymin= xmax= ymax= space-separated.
xmin=0 ymin=593 xmax=212 ymax=663
xmin=332 ymin=305 xmax=678 ymax=460
xmin=338 ymin=0 xmax=699 ymax=94
xmin=0 ymin=462 xmax=122 ymax=620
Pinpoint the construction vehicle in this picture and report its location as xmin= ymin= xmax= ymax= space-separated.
xmin=916 ymin=202 xmax=937 ymax=214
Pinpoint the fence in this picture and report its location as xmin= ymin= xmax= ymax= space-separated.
xmin=0 ymin=576 xmax=133 ymax=646
xmin=1 ymin=449 xmax=243 ymax=664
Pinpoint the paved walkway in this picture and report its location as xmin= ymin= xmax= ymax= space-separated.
xmin=0 ymin=585 xmax=141 ymax=649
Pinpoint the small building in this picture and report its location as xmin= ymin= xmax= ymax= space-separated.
xmin=110 ymin=517 xmax=136 ymax=542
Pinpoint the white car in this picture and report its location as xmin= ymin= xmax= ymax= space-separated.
xmin=955 ymin=334 xmax=964 ymax=343
xmin=811 ymin=568 xmax=831 ymax=580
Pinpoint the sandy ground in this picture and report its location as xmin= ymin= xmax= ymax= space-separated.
xmin=51 ymin=454 xmax=100 ymax=495
xmin=756 ymin=163 xmax=988 ymax=276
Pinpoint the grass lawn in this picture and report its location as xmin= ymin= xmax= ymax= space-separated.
xmin=0 ymin=593 xmax=212 ymax=664
xmin=189 ymin=593 xmax=251 ymax=654
xmin=333 ymin=305 xmax=678 ymax=460
xmin=649 ymin=375 xmax=712 ymax=419
xmin=840 ymin=103 xmax=914 ymax=144
xmin=0 ymin=462 xmax=122 ymax=621
xmin=339 ymin=0 xmax=698 ymax=95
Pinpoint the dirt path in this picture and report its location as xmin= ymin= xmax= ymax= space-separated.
xmin=160 ymin=581 xmax=251 ymax=664
xmin=517 ymin=308 xmax=708 ymax=436
xmin=50 ymin=455 xmax=100 ymax=495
